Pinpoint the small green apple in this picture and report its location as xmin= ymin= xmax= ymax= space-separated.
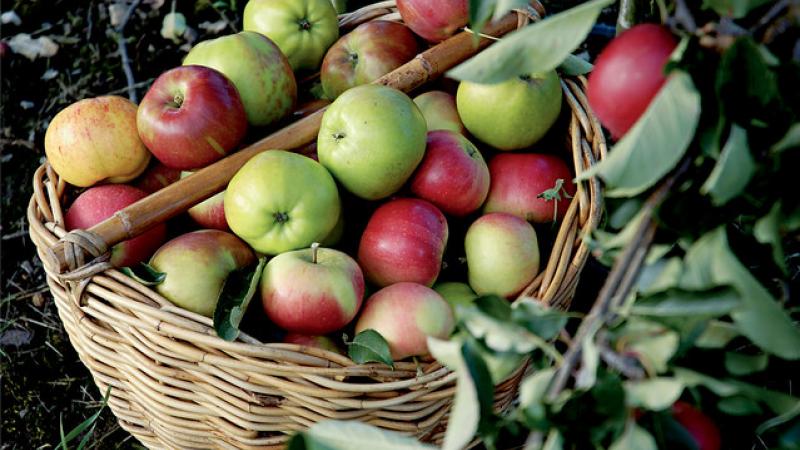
xmin=434 ymin=281 xmax=477 ymax=310
xmin=317 ymin=84 xmax=427 ymax=200
xmin=456 ymin=70 xmax=562 ymax=150
xmin=225 ymin=150 xmax=341 ymax=255
xmin=183 ymin=31 xmax=297 ymax=127
xmin=243 ymin=0 xmax=339 ymax=71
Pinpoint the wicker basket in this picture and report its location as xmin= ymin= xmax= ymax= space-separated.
xmin=27 ymin=3 xmax=606 ymax=449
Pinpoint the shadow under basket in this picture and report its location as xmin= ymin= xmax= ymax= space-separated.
xmin=27 ymin=3 xmax=607 ymax=449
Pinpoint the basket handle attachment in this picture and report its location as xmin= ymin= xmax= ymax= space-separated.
xmin=44 ymin=5 xmax=544 ymax=283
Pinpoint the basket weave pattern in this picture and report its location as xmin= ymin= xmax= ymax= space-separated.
xmin=27 ymin=4 xmax=606 ymax=449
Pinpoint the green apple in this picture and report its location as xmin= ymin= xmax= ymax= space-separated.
xmin=317 ymin=84 xmax=427 ymax=200
xmin=183 ymin=31 xmax=297 ymax=127
xmin=150 ymin=230 xmax=256 ymax=317
xmin=225 ymin=150 xmax=341 ymax=255
xmin=243 ymin=0 xmax=339 ymax=71
xmin=465 ymin=213 xmax=540 ymax=298
xmin=434 ymin=281 xmax=477 ymax=310
xmin=456 ymin=70 xmax=562 ymax=150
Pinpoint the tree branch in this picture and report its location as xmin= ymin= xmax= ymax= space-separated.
xmin=114 ymin=0 xmax=142 ymax=103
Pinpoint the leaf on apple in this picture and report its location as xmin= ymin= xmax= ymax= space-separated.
xmin=287 ymin=420 xmax=436 ymax=450
xmin=559 ymin=53 xmax=594 ymax=76
xmin=213 ymin=257 xmax=266 ymax=342
xmin=120 ymin=263 xmax=166 ymax=286
xmin=347 ymin=329 xmax=393 ymax=368
xmin=452 ymin=0 xmax=613 ymax=83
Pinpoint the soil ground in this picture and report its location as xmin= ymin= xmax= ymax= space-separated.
xmin=0 ymin=1 xmax=613 ymax=448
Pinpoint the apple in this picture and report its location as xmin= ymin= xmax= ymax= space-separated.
xmin=358 ymin=198 xmax=448 ymax=287
xmin=183 ymin=31 xmax=297 ymax=127
xmin=225 ymin=150 xmax=341 ymax=255
xmin=65 ymin=185 xmax=166 ymax=268
xmin=320 ymin=21 xmax=419 ymax=99
xmin=180 ymin=171 xmax=228 ymax=231
xmin=137 ymin=65 xmax=247 ymax=170
xmin=283 ymin=333 xmax=342 ymax=354
xmin=134 ymin=162 xmax=181 ymax=194
xmin=484 ymin=153 xmax=576 ymax=223
xmin=671 ymin=401 xmax=722 ymax=450
xmin=44 ymin=96 xmax=151 ymax=187
xmin=434 ymin=281 xmax=477 ymax=310
xmin=465 ymin=213 xmax=539 ymax=298
xmin=261 ymin=244 xmax=364 ymax=334
xmin=413 ymin=90 xmax=465 ymax=134
xmin=410 ymin=130 xmax=490 ymax=217
xmin=150 ymin=230 xmax=256 ymax=317
xmin=396 ymin=0 xmax=468 ymax=43
xmin=457 ymin=70 xmax=562 ymax=150
xmin=318 ymin=84 xmax=427 ymax=200
xmin=588 ymin=24 xmax=676 ymax=139
xmin=243 ymin=0 xmax=339 ymax=71
xmin=355 ymin=282 xmax=455 ymax=360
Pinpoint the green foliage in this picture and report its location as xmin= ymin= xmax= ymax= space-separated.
xmin=346 ymin=329 xmax=393 ymax=367
xmin=288 ymin=420 xmax=435 ymax=450
xmin=120 ymin=262 xmax=166 ymax=286
xmin=56 ymin=387 xmax=111 ymax=450
xmin=213 ymin=257 xmax=266 ymax=341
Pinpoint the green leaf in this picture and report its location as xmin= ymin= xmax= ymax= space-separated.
xmin=724 ymin=352 xmax=768 ymax=375
xmin=542 ymin=429 xmax=563 ymax=450
xmin=772 ymin=123 xmax=800 ymax=153
xmin=636 ymin=258 xmax=684 ymax=295
xmin=55 ymin=386 xmax=111 ymax=450
xmin=459 ymin=301 xmax=559 ymax=359
xmin=624 ymin=378 xmax=684 ymax=410
xmin=700 ymin=125 xmax=755 ymax=206
xmin=758 ymin=400 xmax=800 ymax=434
xmin=558 ymin=54 xmax=593 ymax=76
xmin=428 ymin=338 xmax=479 ymax=450
xmin=512 ymin=299 xmax=569 ymax=340
xmin=450 ymin=0 xmax=613 ymax=83
xmin=674 ymin=367 xmax=740 ymax=397
xmin=468 ymin=0 xmax=496 ymax=37
xmin=575 ymin=330 xmax=599 ymax=389
xmin=702 ymin=0 xmax=773 ymax=19
xmin=120 ymin=263 xmax=166 ymax=286
xmin=347 ymin=329 xmax=393 ymax=368
xmin=623 ymin=320 xmax=679 ymax=373
xmin=579 ymin=71 xmax=701 ymax=197
xmin=288 ymin=420 xmax=435 ymax=450
xmin=213 ymin=257 xmax=266 ymax=342
xmin=492 ymin=0 xmax=530 ymax=21
xmin=631 ymin=287 xmax=740 ymax=317
xmin=609 ymin=421 xmax=657 ymax=450
xmin=754 ymin=202 xmax=785 ymax=271
xmin=716 ymin=37 xmax=781 ymax=124
xmin=717 ymin=396 xmax=763 ymax=416
xmin=695 ymin=320 xmax=739 ymax=349
xmin=519 ymin=367 xmax=556 ymax=411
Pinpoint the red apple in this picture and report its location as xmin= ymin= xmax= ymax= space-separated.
xmin=261 ymin=245 xmax=365 ymax=334
xmin=413 ymin=90 xmax=465 ymax=134
xmin=671 ymin=401 xmax=722 ymax=450
xmin=320 ymin=21 xmax=419 ymax=99
xmin=181 ymin=171 xmax=228 ymax=231
xmin=484 ymin=153 xmax=576 ymax=223
xmin=410 ymin=130 xmax=490 ymax=217
xmin=355 ymin=282 xmax=455 ymax=360
xmin=283 ymin=333 xmax=342 ymax=354
xmin=588 ymin=24 xmax=677 ymax=139
xmin=134 ymin=162 xmax=181 ymax=194
xmin=137 ymin=65 xmax=247 ymax=170
xmin=358 ymin=199 xmax=448 ymax=287
xmin=150 ymin=230 xmax=255 ymax=317
xmin=397 ymin=0 xmax=468 ymax=43
xmin=65 ymin=185 xmax=166 ymax=267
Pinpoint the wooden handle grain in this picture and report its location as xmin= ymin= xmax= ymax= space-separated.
xmin=53 ymin=14 xmax=520 ymax=273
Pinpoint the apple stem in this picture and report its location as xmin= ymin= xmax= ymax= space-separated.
xmin=172 ymin=93 xmax=184 ymax=108
xmin=311 ymin=242 xmax=320 ymax=264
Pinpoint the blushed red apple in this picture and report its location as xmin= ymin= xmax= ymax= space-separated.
xmin=321 ymin=21 xmax=419 ymax=99
xmin=137 ymin=65 xmax=247 ymax=170
xmin=181 ymin=171 xmax=228 ymax=231
xmin=134 ymin=162 xmax=181 ymax=194
xmin=261 ymin=245 xmax=364 ymax=334
xmin=588 ymin=24 xmax=677 ymax=139
xmin=672 ymin=401 xmax=722 ymax=450
xmin=358 ymin=198 xmax=448 ymax=287
xmin=396 ymin=0 xmax=468 ymax=43
xmin=283 ymin=333 xmax=342 ymax=354
xmin=484 ymin=153 xmax=576 ymax=223
xmin=410 ymin=130 xmax=490 ymax=217
xmin=355 ymin=282 xmax=455 ymax=360
xmin=413 ymin=90 xmax=465 ymax=134
xmin=65 ymin=185 xmax=166 ymax=267
xmin=150 ymin=230 xmax=255 ymax=317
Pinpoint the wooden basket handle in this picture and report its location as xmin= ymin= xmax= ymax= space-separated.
xmin=45 ymin=10 xmax=536 ymax=277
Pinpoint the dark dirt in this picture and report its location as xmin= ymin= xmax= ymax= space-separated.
xmin=0 ymin=1 xmax=614 ymax=448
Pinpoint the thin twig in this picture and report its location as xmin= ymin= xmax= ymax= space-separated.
xmin=597 ymin=331 xmax=645 ymax=379
xmin=114 ymin=0 xmax=142 ymax=103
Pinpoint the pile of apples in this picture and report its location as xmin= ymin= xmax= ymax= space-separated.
xmin=44 ymin=0 xmax=576 ymax=362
